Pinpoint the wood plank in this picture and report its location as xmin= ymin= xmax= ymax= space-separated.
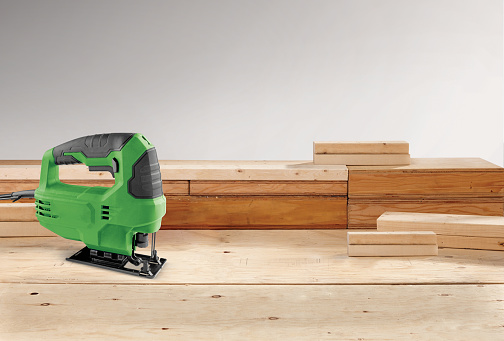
xmin=0 ymin=180 xmax=188 ymax=195
xmin=190 ymin=181 xmax=347 ymax=196
xmin=2 ymin=230 xmax=504 ymax=284
xmin=347 ymin=244 xmax=438 ymax=257
xmin=348 ymin=198 xmax=504 ymax=228
xmin=314 ymin=141 xmax=409 ymax=154
xmin=162 ymin=196 xmax=347 ymax=228
xmin=0 ymin=203 xmax=36 ymax=222
xmin=348 ymin=157 xmax=503 ymax=171
xmin=349 ymin=171 xmax=504 ymax=198
xmin=347 ymin=231 xmax=437 ymax=245
xmin=377 ymin=212 xmax=504 ymax=238
xmin=161 ymin=161 xmax=348 ymax=181
xmin=314 ymin=153 xmax=410 ymax=166
xmin=0 ymin=161 xmax=348 ymax=181
xmin=437 ymin=235 xmax=504 ymax=251
xmin=0 ymin=160 xmax=41 ymax=165
xmin=2 ymin=283 xmax=503 ymax=340
xmin=0 ymin=222 xmax=55 ymax=237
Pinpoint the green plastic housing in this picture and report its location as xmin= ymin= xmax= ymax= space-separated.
xmin=34 ymin=134 xmax=166 ymax=256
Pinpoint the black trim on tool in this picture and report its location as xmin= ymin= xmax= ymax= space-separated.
xmin=127 ymin=147 xmax=163 ymax=199
xmin=53 ymin=133 xmax=134 ymax=165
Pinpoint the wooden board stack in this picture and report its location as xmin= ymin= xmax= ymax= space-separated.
xmin=0 ymin=157 xmax=503 ymax=231
xmin=313 ymin=141 xmax=411 ymax=166
xmin=0 ymin=160 xmax=349 ymax=230
xmin=348 ymin=158 xmax=504 ymax=228
xmin=377 ymin=212 xmax=504 ymax=251
xmin=347 ymin=231 xmax=438 ymax=256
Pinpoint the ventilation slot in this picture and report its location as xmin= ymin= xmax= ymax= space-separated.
xmin=101 ymin=205 xmax=110 ymax=220
xmin=35 ymin=199 xmax=58 ymax=219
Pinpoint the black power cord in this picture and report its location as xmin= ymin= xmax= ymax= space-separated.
xmin=0 ymin=190 xmax=36 ymax=202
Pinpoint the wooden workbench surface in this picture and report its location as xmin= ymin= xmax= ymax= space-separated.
xmin=1 ymin=230 xmax=503 ymax=340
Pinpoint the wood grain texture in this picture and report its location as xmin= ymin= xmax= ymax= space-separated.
xmin=162 ymin=181 xmax=189 ymax=195
xmin=349 ymin=171 xmax=504 ymax=198
xmin=2 ymin=283 xmax=503 ymax=340
xmin=347 ymin=244 xmax=438 ymax=257
xmin=437 ymin=235 xmax=504 ymax=251
xmin=0 ymin=203 xmax=36 ymax=222
xmin=313 ymin=141 xmax=409 ymax=154
xmin=190 ymin=181 xmax=347 ymax=196
xmin=160 ymin=161 xmax=348 ymax=181
xmin=1 ymin=230 xmax=504 ymax=284
xmin=377 ymin=212 xmax=504 ymax=238
xmin=314 ymin=153 xmax=410 ymax=166
xmin=348 ymin=158 xmax=502 ymax=171
xmin=162 ymin=195 xmax=347 ymax=228
xmin=347 ymin=231 xmax=437 ymax=245
xmin=348 ymin=198 xmax=504 ymax=227
xmin=0 ymin=222 xmax=55 ymax=236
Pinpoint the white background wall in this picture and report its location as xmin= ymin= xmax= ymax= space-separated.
xmin=0 ymin=0 xmax=502 ymax=165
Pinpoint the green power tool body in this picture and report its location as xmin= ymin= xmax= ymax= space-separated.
xmin=1 ymin=133 xmax=167 ymax=278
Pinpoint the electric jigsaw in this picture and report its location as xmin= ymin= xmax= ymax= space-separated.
xmin=0 ymin=133 xmax=167 ymax=278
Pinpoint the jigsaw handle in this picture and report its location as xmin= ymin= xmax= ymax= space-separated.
xmin=53 ymin=133 xmax=134 ymax=165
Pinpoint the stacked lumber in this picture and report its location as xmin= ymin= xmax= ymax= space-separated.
xmin=0 ymin=161 xmax=349 ymax=230
xmin=313 ymin=141 xmax=410 ymax=165
xmin=160 ymin=161 xmax=348 ymax=229
xmin=348 ymin=158 xmax=504 ymax=228
xmin=1 ymin=158 xmax=503 ymax=231
xmin=377 ymin=212 xmax=504 ymax=251
xmin=347 ymin=231 xmax=438 ymax=256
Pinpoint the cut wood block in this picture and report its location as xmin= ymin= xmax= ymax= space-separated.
xmin=437 ymin=235 xmax=504 ymax=251
xmin=162 ymin=195 xmax=347 ymax=228
xmin=0 ymin=203 xmax=36 ymax=221
xmin=314 ymin=154 xmax=410 ymax=166
xmin=0 ymin=221 xmax=55 ymax=237
xmin=348 ymin=158 xmax=504 ymax=198
xmin=347 ymin=231 xmax=437 ymax=245
xmin=190 ymin=181 xmax=347 ymax=196
xmin=314 ymin=141 xmax=409 ymax=154
xmin=348 ymin=198 xmax=504 ymax=228
xmin=377 ymin=212 xmax=504 ymax=238
xmin=347 ymin=244 xmax=438 ymax=257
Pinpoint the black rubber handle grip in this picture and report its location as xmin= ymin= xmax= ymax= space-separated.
xmin=53 ymin=133 xmax=134 ymax=165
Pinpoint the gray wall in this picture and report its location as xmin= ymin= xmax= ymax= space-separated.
xmin=0 ymin=0 xmax=502 ymax=165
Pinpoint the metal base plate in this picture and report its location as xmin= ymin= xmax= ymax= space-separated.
xmin=67 ymin=247 xmax=167 ymax=279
